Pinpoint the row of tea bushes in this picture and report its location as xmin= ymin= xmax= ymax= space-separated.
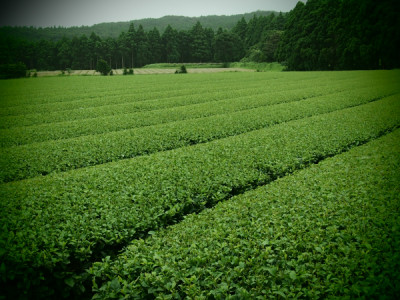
xmin=0 ymin=72 xmax=337 ymax=127
xmin=1 ymin=96 xmax=399 ymax=297
xmin=0 ymin=71 xmax=359 ymax=116
xmin=91 ymin=129 xmax=400 ymax=299
xmin=1 ymin=87 xmax=399 ymax=183
xmin=0 ymin=82 xmax=352 ymax=147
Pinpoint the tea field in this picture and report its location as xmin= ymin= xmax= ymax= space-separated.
xmin=1 ymin=70 xmax=399 ymax=299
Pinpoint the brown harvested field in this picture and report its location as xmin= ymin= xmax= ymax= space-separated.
xmin=35 ymin=68 xmax=254 ymax=76
xmin=134 ymin=68 xmax=254 ymax=74
xmin=35 ymin=70 xmax=99 ymax=76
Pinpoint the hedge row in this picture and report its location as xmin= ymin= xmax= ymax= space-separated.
xmin=0 ymin=81 xmax=353 ymax=147
xmin=1 ymin=88 xmax=398 ymax=183
xmin=1 ymin=96 xmax=399 ymax=297
xmin=0 ymin=72 xmax=240 ymax=107
xmin=0 ymin=70 xmax=353 ymax=111
xmin=91 ymin=129 xmax=400 ymax=299
xmin=0 ymin=72 xmax=350 ymax=129
xmin=0 ymin=78 xmax=265 ymax=118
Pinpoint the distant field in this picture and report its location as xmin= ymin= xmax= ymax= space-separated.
xmin=33 ymin=66 xmax=254 ymax=76
xmin=1 ymin=71 xmax=399 ymax=299
xmin=31 ymin=62 xmax=284 ymax=76
xmin=142 ymin=63 xmax=226 ymax=68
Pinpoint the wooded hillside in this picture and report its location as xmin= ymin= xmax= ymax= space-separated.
xmin=0 ymin=11 xmax=274 ymax=41
xmin=0 ymin=12 xmax=286 ymax=70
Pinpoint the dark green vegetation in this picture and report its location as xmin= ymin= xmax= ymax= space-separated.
xmin=1 ymin=72 xmax=399 ymax=183
xmin=0 ymin=62 xmax=27 ymax=79
xmin=95 ymin=59 xmax=112 ymax=76
xmin=90 ymin=129 xmax=400 ymax=299
xmin=0 ymin=11 xmax=274 ymax=41
xmin=0 ymin=70 xmax=400 ymax=299
xmin=0 ymin=11 xmax=285 ymax=71
xmin=175 ymin=65 xmax=187 ymax=74
xmin=276 ymin=0 xmax=400 ymax=70
xmin=1 ymin=0 xmax=398 ymax=74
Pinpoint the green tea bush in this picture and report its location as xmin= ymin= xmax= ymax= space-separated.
xmin=1 ymin=96 xmax=400 ymax=297
xmin=1 ymin=87 xmax=398 ymax=183
xmin=1 ymin=71 xmax=399 ymax=298
xmin=91 ymin=129 xmax=400 ymax=299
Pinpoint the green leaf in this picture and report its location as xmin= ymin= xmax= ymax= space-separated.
xmin=289 ymin=271 xmax=297 ymax=281
xmin=64 ymin=277 xmax=75 ymax=288
xmin=110 ymin=277 xmax=121 ymax=291
xmin=274 ymin=290 xmax=286 ymax=298
xmin=267 ymin=267 xmax=277 ymax=276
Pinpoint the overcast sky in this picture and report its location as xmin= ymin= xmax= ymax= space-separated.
xmin=0 ymin=0 xmax=303 ymax=28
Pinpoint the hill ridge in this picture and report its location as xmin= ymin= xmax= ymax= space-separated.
xmin=0 ymin=10 xmax=278 ymax=41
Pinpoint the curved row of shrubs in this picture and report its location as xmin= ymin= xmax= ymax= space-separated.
xmin=1 ymin=95 xmax=400 ymax=298
xmin=91 ymin=129 xmax=400 ymax=299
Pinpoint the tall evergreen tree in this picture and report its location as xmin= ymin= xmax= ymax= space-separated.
xmin=135 ymin=25 xmax=149 ymax=67
xmin=190 ymin=22 xmax=211 ymax=62
xmin=274 ymin=12 xmax=286 ymax=30
xmin=232 ymin=17 xmax=247 ymax=44
xmin=117 ymin=32 xmax=129 ymax=68
xmin=126 ymin=23 xmax=136 ymax=68
xmin=162 ymin=25 xmax=180 ymax=63
xmin=88 ymin=32 xmax=102 ymax=69
xmin=177 ymin=30 xmax=192 ymax=62
xmin=204 ymin=28 xmax=215 ymax=62
xmin=147 ymin=28 xmax=162 ymax=64
xmin=35 ymin=39 xmax=56 ymax=70
xmin=262 ymin=30 xmax=283 ymax=62
xmin=214 ymin=31 xmax=243 ymax=62
xmin=57 ymin=37 xmax=71 ymax=70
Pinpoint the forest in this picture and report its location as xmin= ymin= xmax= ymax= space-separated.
xmin=0 ymin=12 xmax=286 ymax=71
xmin=0 ymin=0 xmax=399 ymax=73
xmin=0 ymin=11 xmax=275 ymax=41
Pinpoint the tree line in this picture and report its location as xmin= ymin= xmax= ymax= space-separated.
xmin=0 ymin=0 xmax=398 ymax=74
xmin=276 ymin=0 xmax=399 ymax=70
xmin=0 ymin=13 xmax=286 ymax=71
xmin=0 ymin=11 xmax=275 ymax=41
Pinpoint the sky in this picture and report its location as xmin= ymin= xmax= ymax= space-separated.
xmin=0 ymin=0 xmax=303 ymax=28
